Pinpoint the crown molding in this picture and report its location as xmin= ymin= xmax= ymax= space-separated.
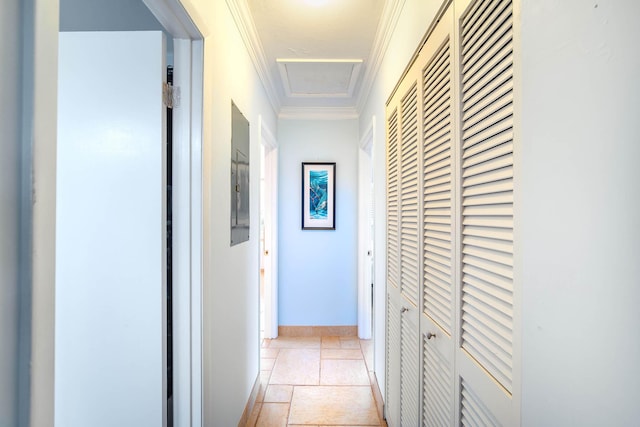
xmin=356 ymin=0 xmax=406 ymax=113
xmin=226 ymin=0 xmax=282 ymax=113
xmin=279 ymin=106 xmax=359 ymax=120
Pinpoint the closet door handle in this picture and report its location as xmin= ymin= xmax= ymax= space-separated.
xmin=400 ymin=307 xmax=409 ymax=313
xmin=426 ymin=332 xmax=436 ymax=340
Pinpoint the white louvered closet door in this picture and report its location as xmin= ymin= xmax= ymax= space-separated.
xmin=420 ymin=5 xmax=455 ymax=426
xmin=386 ymin=73 xmax=422 ymax=426
xmin=386 ymin=0 xmax=518 ymax=425
xmin=456 ymin=0 xmax=516 ymax=424
xmin=399 ymin=80 xmax=421 ymax=427
xmin=385 ymin=107 xmax=401 ymax=427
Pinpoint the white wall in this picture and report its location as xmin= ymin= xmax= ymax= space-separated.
xmin=178 ymin=1 xmax=278 ymax=425
xmin=358 ymin=0 xmax=443 ymax=400
xmin=518 ymin=1 xmax=640 ymax=425
xmin=278 ymin=119 xmax=359 ymax=326
xmin=0 ymin=0 xmax=22 ymax=425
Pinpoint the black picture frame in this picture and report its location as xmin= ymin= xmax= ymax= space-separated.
xmin=301 ymin=162 xmax=336 ymax=230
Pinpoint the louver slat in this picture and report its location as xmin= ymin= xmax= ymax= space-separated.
xmin=460 ymin=378 xmax=502 ymax=427
xmin=462 ymin=1 xmax=512 ymax=71
xmin=423 ymin=335 xmax=452 ymax=426
xmin=400 ymin=83 xmax=420 ymax=306
xmin=401 ymin=314 xmax=419 ymax=427
xmin=387 ymin=110 xmax=399 ymax=289
xmin=386 ymin=295 xmax=401 ymax=425
xmin=423 ymin=39 xmax=453 ymax=335
xmin=460 ymin=0 xmax=514 ymax=393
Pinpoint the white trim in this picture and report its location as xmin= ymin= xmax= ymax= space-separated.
xmin=358 ymin=117 xmax=376 ymax=339
xmin=142 ymin=1 xmax=205 ymax=425
xmin=356 ymin=0 xmax=406 ymax=112
xmin=142 ymin=0 xmax=203 ymax=38
xmin=171 ymin=38 xmax=193 ymax=427
xmin=259 ymin=116 xmax=279 ymax=339
xmin=189 ymin=39 xmax=204 ymax=427
xmin=360 ymin=118 xmax=374 ymax=152
xmin=278 ymin=106 xmax=359 ymax=120
xmin=260 ymin=118 xmax=277 ymax=150
xmin=225 ymin=0 xmax=281 ymax=113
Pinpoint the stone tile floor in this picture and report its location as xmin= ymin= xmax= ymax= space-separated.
xmin=246 ymin=336 xmax=386 ymax=427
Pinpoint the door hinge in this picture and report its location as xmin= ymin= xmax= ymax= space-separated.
xmin=163 ymin=83 xmax=181 ymax=109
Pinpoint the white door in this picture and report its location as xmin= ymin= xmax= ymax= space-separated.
xmin=456 ymin=0 xmax=516 ymax=423
xmin=420 ymin=6 xmax=456 ymax=425
xmin=385 ymin=0 xmax=517 ymax=425
xmin=358 ymin=134 xmax=374 ymax=339
xmin=260 ymin=119 xmax=278 ymax=339
xmin=386 ymin=73 xmax=422 ymax=427
xmin=56 ymin=31 xmax=167 ymax=427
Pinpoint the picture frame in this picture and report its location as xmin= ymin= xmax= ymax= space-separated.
xmin=301 ymin=162 xmax=336 ymax=230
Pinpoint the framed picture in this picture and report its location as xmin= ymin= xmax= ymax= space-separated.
xmin=302 ymin=162 xmax=336 ymax=230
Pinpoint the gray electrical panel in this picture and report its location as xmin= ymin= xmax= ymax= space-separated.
xmin=230 ymin=101 xmax=250 ymax=246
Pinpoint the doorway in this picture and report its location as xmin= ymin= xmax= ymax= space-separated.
xmin=56 ymin=0 xmax=203 ymax=425
xmin=358 ymin=119 xmax=375 ymax=340
xmin=259 ymin=116 xmax=278 ymax=340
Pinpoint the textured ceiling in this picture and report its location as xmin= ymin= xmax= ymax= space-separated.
xmin=246 ymin=0 xmax=386 ymax=115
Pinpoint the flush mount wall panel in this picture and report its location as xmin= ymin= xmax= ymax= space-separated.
xmin=231 ymin=101 xmax=250 ymax=246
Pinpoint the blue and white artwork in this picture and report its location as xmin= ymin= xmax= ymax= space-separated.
xmin=302 ymin=162 xmax=335 ymax=230
xmin=309 ymin=170 xmax=328 ymax=219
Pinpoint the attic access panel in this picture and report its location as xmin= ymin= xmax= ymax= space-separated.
xmin=231 ymin=101 xmax=250 ymax=246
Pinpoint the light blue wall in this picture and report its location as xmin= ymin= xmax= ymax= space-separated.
xmin=278 ymin=119 xmax=359 ymax=326
xmin=60 ymin=0 xmax=164 ymax=31
xmin=59 ymin=0 xmax=173 ymax=63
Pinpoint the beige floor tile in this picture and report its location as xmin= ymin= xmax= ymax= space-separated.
xmin=261 ymin=358 xmax=276 ymax=371
xmin=255 ymin=403 xmax=290 ymax=427
xmin=320 ymin=359 xmax=370 ymax=385
xmin=288 ymin=386 xmax=379 ymax=425
xmin=262 ymin=339 xmax=271 ymax=348
xmin=246 ymin=402 xmax=262 ymax=427
xmin=321 ymin=336 xmax=342 ymax=349
xmin=321 ymin=348 xmax=363 ymax=360
xmin=264 ymin=384 xmax=294 ymax=403
xmin=261 ymin=347 xmax=280 ymax=359
xmin=266 ymin=337 xmax=320 ymax=349
xmin=339 ymin=337 xmax=361 ymax=349
xmin=269 ymin=349 xmax=320 ymax=385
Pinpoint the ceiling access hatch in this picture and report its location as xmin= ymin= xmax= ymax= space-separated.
xmin=277 ymin=59 xmax=363 ymax=98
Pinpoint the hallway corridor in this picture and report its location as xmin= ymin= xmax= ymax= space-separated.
xmin=246 ymin=337 xmax=385 ymax=426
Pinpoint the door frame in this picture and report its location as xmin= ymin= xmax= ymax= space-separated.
xmin=358 ymin=118 xmax=375 ymax=339
xmin=142 ymin=0 xmax=204 ymax=424
xmin=259 ymin=116 xmax=279 ymax=339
